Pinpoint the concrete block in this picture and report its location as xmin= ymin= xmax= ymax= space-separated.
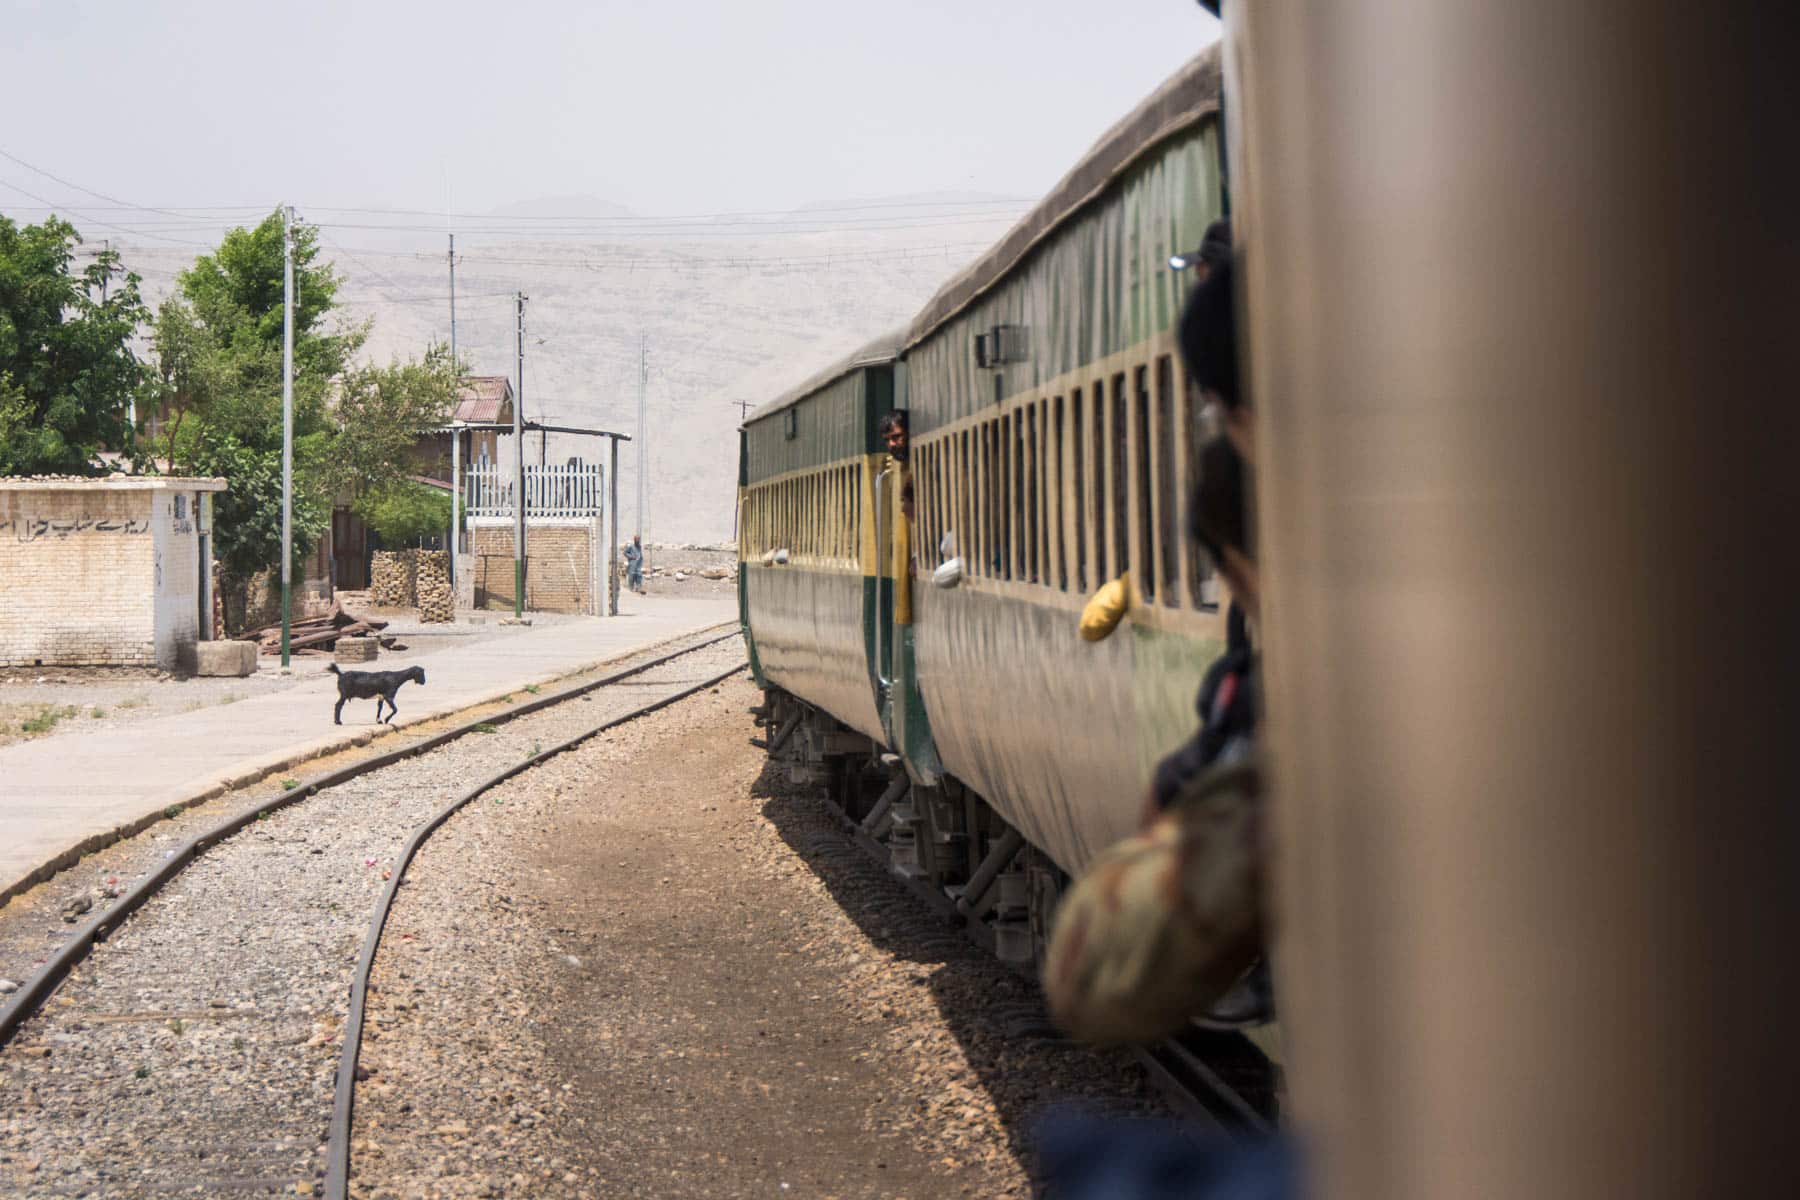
xmin=182 ymin=640 xmax=258 ymax=677
xmin=334 ymin=636 xmax=380 ymax=664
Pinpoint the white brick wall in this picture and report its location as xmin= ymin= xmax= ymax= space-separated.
xmin=0 ymin=483 xmax=217 ymax=669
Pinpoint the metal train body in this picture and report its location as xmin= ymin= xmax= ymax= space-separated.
xmin=739 ymin=47 xmax=1229 ymax=966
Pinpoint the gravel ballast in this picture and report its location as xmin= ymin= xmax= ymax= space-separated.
xmin=350 ymin=675 xmax=1169 ymax=1198
xmin=0 ymin=636 xmax=743 ymax=1197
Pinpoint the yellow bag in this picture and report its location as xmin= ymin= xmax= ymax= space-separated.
xmin=1078 ymin=573 xmax=1131 ymax=642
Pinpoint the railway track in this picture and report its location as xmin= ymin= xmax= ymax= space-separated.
xmin=0 ymin=628 xmax=745 ymax=1198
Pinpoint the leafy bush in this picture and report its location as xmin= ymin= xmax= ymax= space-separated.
xmin=355 ymin=479 xmax=451 ymax=545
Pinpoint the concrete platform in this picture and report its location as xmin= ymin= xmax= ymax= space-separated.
xmin=0 ymin=593 xmax=738 ymax=906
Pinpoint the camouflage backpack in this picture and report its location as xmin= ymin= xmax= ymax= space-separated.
xmin=1043 ymin=758 xmax=1265 ymax=1044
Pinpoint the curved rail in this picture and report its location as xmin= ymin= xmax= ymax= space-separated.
xmin=0 ymin=626 xmax=739 ymax=1048
xmin=323 ymin=656 xmax=748 ymax=1199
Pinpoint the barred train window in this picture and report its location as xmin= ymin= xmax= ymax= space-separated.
xmin=1091 ymin=379 xmax=1108 ymax=579
xmin=1135 ymin=365 xmax=1155 ymax=603
xmin=1000 ymin=412 xmax=1013 ymax=580
xmin=979 ymin=422 xmax=994 ymax=578
xmin=1037 ymin=399 xmax=1050 ymax=587
xmin=1029 ymin=406 xmax=1044 ymax=582
xmin=1156 ymin=356 xmax=1179 ymax=605
xmin=1072 ymin=389 xmax=1087 ymax=591
xmin=1112 ymin=372 xmax=1130 ymax=578
xmin=1052 ymin=396 xmax=1067 ymax=591
xmin=959 ymin=430 xmax=972 ymax=573
xmin=930 ymin=446 xmax=943 ymax=570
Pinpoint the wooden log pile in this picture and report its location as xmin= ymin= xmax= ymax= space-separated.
xmin=417 ymin=551 xmax=454 ymax=623
xmin=248 ymin=601 xmax=390 ymax=656
xmin=370 ymin=550 xmax=418 ymax=608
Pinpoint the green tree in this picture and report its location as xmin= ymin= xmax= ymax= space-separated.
xmin=0 ymin=215 xmax=148 ymax=475
xmin=327 ymin=341 xmax=461 ymax=498
xmin=355 ymin=479 xmax=452 ymax=545
xmin=147 ymin=211 xmax=364 ymax=585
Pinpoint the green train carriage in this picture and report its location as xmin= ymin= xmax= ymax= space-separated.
xmin=740 ymin=44 xmax=1231 ymax=958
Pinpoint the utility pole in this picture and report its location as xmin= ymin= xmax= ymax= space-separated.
xmin=447 ymin=234 xmax=460 ymax=576
xmin=280 ymin=206 xmax=296 ymax=668
xmin=609 ymin=436 xmax=621 ymax=617
xmin=447 ymin=234 xmax=457 ymax=364
xmin=637 ymin=335 xmax=648 ymax=558
xmin=513 ymin=292 xmax=527 ymax=619
xmin=731 ymin=398 xmax=751 ymax=423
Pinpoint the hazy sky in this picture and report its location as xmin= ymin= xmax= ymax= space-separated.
xmin=1 ymin=0 xmax=1218 ymax=227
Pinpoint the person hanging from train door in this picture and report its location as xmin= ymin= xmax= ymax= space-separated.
xmin=1042 ymin=249 xmax=1275 ymax=1043
xmin=879 ymin=409 xmax=917 ymax=591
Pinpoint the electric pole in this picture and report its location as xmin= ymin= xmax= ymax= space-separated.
xmin=280 ymin=205 xmax=296 ymax=667
xmin=513 ymin=292 xmax=527 ymax=619
xmin=731 ymin=398 xmax=751 ymax=423
xmin=637 ymin=335 xmax=648 ymax=556
xmin=447 ymin=233 xmax=456 ymax=364
xmin=448 ymin=233 xmax=460 ymax=572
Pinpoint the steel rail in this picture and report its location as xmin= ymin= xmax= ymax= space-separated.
xmin=0 ymin=625 xmax=739 ymax=1049
xmin=323 ymin=657 xmax=747 ymax=1199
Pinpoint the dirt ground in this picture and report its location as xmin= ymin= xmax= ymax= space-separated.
xmin=353 ymin=675 xmax=1165 ymax=1198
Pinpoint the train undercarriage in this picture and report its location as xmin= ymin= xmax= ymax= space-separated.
xmin=751 ymin=684 xmax=1282 ymax=1131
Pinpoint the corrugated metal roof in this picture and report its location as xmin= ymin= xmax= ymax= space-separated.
xmin=742 ymin=329 xmax=906 ymax=426
xmin=453 ymin=376 xmax=514 ymax=424
xmin=904 ymin=44 xmax=1222 ymax=351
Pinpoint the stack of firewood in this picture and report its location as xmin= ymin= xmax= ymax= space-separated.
xmin=248 ymin=601 xmax=389 ymax=656
xmin=370 ymin=550 xmax=418 ymax=607
xmin=417 ymin=551 xmax=453 ymax=623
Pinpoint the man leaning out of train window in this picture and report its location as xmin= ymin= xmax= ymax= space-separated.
xmin=1041 ymin=253 xmax=1273 ymax=1046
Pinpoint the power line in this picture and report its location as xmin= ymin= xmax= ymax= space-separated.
xmin=0 ymin=177 xmax=214 ymax=247
xmin=0 ymin=146 xmax=208 ymax=221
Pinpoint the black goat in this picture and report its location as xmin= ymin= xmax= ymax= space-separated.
xmin=328 ymin=664 xmax=426 ymax=725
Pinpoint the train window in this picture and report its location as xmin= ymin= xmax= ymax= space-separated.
xmin=919 ymin=447 xmax=931 ymax=569
xmin=939 ymin=443 xmax=949 ymax=568
xmin=1071 ymin=389 xmax=1087 ymax=592
xmin=928 ymin=444 xmax=940 ymax=570
xmin=979 ymin=420 xmax=993 ymax=578
xmin=1025 ymin=404 xmax=1040 ymax=584
xmin=1090 ymin=381 xmax=1108 ymax=580
xmin=950 ymin=431 xmax=964 ymax=572
xmin=936 ymin=443 xmax=947 ymax=568
xmin=1044 ymin=401 xmax=1051 ymax=590
xmin=1000 ymin=412 xmax=1014 ymax=580
xmin=1183 ymin=363 xmax=1214 ymax=608
xmin=999 ymin=411 xmax=1012 ymax=581
xmin=1112 ymin=372 xmax=1130 ymax=578
xmin=1156 ymin=356 xmax=1179 ymax=605
xmin=1135 ymin=365 xmax=1155 ymax=603
xmin=1052 ymin=395 xmax=1068 ymax=591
